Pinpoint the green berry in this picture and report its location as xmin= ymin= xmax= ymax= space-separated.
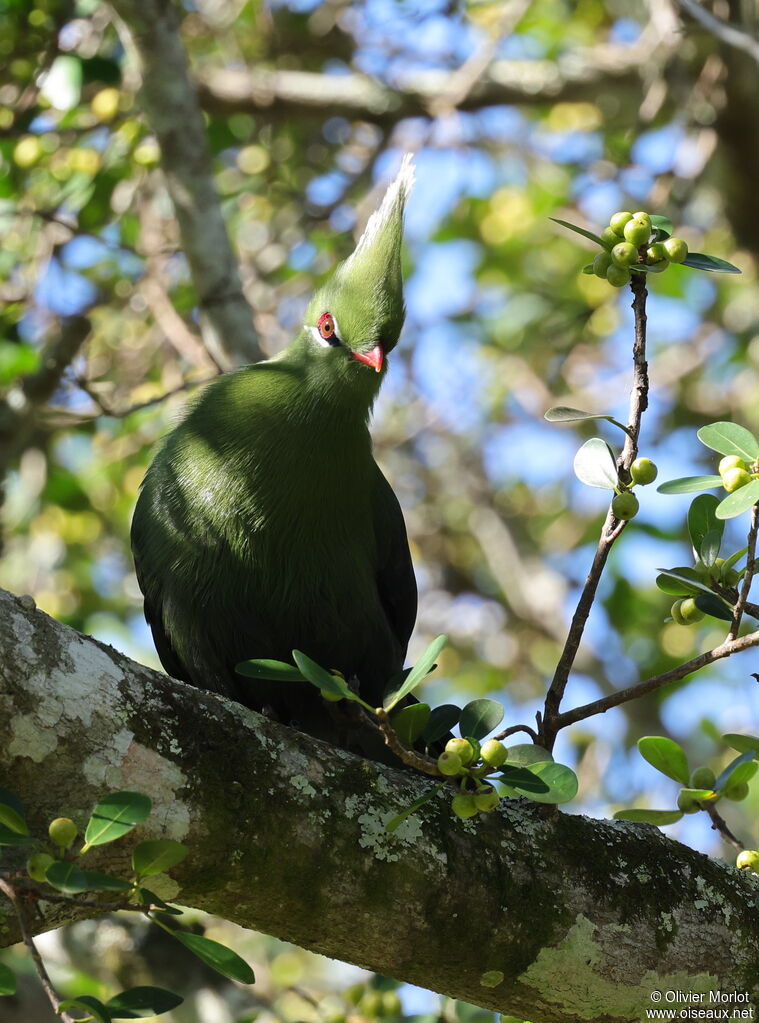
xmin=480 ymin=739 xmax=508 ymax=768
xmin=671 ymin=597 xmax=704 ymax=625
xmin=719 ymin=455 xmax=749 ymax=475
xmin=451 ymin=793 xmax=478 ymax=819
xmin=663 ymin=236 xmax=688 ymax=263
xmin=27 ymin=852 xmax=55 ymax=883
xmin=438 ymin=751 xmax=463 ymax=776
xmin=611 ymin=242 xmax=638 ymax=268
xmin=382 ymin=992 xmax=402 ymax=1016
xmin=609 ymin=211 xmax=633 ymax=236
xmin=736 ymin=849 xmax=759 ymax=872
xmin=359 ymin=992 xmax=385 ymax=1016
xmin=690 ymin=767 xmax=716 ymax=790
xmin=645 ymin=243 xmax=669 ymax=266
xmin=630 ymin=457 xmax=658 ymax=485
xmin=722 ymin=467 xmax=752 ymax=493
xmin=592 ymin=251 xmax=613 ymax=278
xmin=445 ymin=737 xmax=475 ymax=766
xmin=722 ymin=567 xmax=741 ymax=587
xmin=606 ymin=265 xmax=631 ymax=288
xmin=48 ymin=817 xmax=77 ymax=848
xmin=344 ymin=983 xmax=366 ymax=1006
xmin=671 ymin=599 xmax=690 ymax=625
xmin=623 ymin=213 xmax=652 ymax=246
xmin=473 ymin=786 xmax=500 ymax=812
xmin=677 ymin=791 xmax=700 ymax=815
xmin=724 ymin=781 xmax=749 ymax=801
xmin=611 ymin=491 xmax=639 ymax=520
xmin=601 ymin=226 xmax=621 ymax=248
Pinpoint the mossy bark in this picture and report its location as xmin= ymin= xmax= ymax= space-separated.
xmin=1 ymin=588 xmax=758 ymax=1023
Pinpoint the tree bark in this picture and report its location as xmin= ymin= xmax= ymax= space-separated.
xmin=1 ymin=588 xmax=758 ymax=1023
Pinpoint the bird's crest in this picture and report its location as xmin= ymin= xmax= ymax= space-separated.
xmin=343 ymin=153 xmax=415 ymax=272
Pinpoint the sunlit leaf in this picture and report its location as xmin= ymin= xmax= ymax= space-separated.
xmin=383 ymin=635 xmax=447 ymax=711
xmin=681 ymin=252 xmax=741 ymax=273
xmin=549 ymin=217 xmax=606 ymax=248
xmin=84 ymin=791 xmax=152 ymax=848
xmin=697 ymin=422 xmax=759 ymax=460
xmin=716 ymin=479 xmax=759 ymax=520
xmin=46 ymin=861 xmax=90 ymax=894
xmin=132 ymin=840 xmax=188 ymax=880
xmin=637 ymin=736 xmax=689 ymax=784
xmin=172 ymin=932 xmax=255 ymax=984
xmin=59 ymin=997 xmax=112 ymax=1023
xmin=657 ymin=476 xmax=722 ymax=495
xmin=715 ymin=751 xmax=758 ymax=792
xmin=573 ymin=437 xmax=618 ymax=490
xmin=613 ymin=809 xmax=683 ymax=825
xmin=722 ymin=733 xmax=759 ymax=756
xmin=458 ymin=699 xmax=504 ymax=741
xmin=236 ymin=658 xmax=306 ymax=682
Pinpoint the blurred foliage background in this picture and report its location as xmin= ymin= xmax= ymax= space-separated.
xmin=2 ymin=0 xmax=759 ymax=1019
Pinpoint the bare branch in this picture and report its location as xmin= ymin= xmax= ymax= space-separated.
xmin=109 ymin=0 xmax=263 ymax=367
xmin=730 ymin=504 xmax=759 ymax=639
xmin=676 ymin=0 xmax=759 ymax=66
xmin=702 ymin=803 xmax=745 ymax=853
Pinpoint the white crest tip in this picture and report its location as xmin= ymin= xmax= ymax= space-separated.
xmin=349 ymin=153 xmax=415 ymax=260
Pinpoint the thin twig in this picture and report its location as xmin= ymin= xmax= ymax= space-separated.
xmin=675 ymin=0 xmax=759 ymax=66
xmin=703 ymin=802 xmax=744 ymax=852
xmin=541 ymin=274 xmax=649 ymax=750
xmin=553 ymin=630 xmax=759 ymax=730
xmin=0 ymin=878 xmax=77 ymax=1023
xmin=729 ymin=504 xmax=759 ymax=640
xmin=72 ymin=373 xmax=218 ymax=420
xmin=374 ymin=709 xmax=442 ymax=776
xmin=492 ymin=722 xmax=539 ymax=743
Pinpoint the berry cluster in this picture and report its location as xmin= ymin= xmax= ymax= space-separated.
xmin=438 ymin=737 xmax=508 ymax=818
xmin=593 ymin=211 xmax=688 ymax=288
xmin=611 ymin=456 xmax=658 ymax=521
xmin=719 ymin=454 xmax=758 ymax=494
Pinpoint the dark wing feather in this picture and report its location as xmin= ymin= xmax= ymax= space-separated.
xmin=373 ymin=464 xmax=417 ymax=657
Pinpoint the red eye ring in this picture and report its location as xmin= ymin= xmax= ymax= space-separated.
xmin=317 ymin=312 xmax=335 ymax=340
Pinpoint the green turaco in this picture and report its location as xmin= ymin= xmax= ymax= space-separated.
xmin=131 ymin=155 xmax=417 ymax=749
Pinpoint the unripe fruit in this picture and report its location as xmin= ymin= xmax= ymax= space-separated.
xmin=48 ymin=817 xmax=77 ymax=848
xmin=623 ymin=213 xmax=652 ymax=246
xmin=645 ymin=243 xmax=669 ymax=266
xmin=473 ymin=786 xmax=501 ymax=812
xmin=480 ymin=739 xmax=508 ymax=768
xmin=609 ymin=211 xmax=633 ymax=236
xmin=677 ymin=791 xmax=700 ymax=815
xmin=358 ymin=992 xmax=385 ymax=1016
xmin=612 ymin=491 xmax=639 ymax=520
xmin=736 ymin=849 xmax=759 ymax=872
xmin=611 ymin=242 xmax=638 ymax=268
xmin=663 ymin=237 xmax=688 ymax=263
xmin=27 ymin=852 xmax=54 ymax=883
xmin=451 ymin=793 xmax=478 ymax=819
xmin=724 ymin=781 xmax=749 ymax=801
xmin=630 ymin=457 xmax=658 ymax=485
xmin=445 ymin=737 xmax=475 ymax=765
xmin=344 ymin=983 xmax=366 ymax=1006
xmin=671 ymin=599 xmax=688 ymax=625
xmin=719 ymin=455 xmax=749 ymax=475
xmin=678 ymin=597 xmax=705 ymax=624
xmin=722 ymin=567 xmax=741 ymax=587
xmin=722 ymin=467 xmax=751 ymax=492
xmin=438 ymin=751 xmax=463 ymax=776
xmin=382 ymin=992 xmax=402 ymax=1015
xmin=606 ymin=265 xmax=631 ymax=288
xmin=592 ymin=251 xmax=613 ymax=278
xmin=601 ymin=226 xmax=621 ymax=248
xmin=690 ymin=767 xmax=716 ymax=790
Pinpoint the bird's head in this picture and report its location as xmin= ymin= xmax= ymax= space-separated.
xmin=300 ymin=154 xmax=414 ymax=393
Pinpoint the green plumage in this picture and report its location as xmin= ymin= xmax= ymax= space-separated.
xmin=131 ymin=157 xmax=417 ymax=745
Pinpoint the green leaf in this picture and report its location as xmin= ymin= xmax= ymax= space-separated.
xmin=84 ymin=791 xmax=152 ymax=848
xmin=715 ymin=751 xmax=758 ymax=792
xmin=723 ymin=546 xmax=749 ymax=572
xmin=637 ymin=736 xmax=690 ymax=784
xmin=422 ymin=704 xmax=461 ymax=744
xmin=0 ymin=803 xmax=28 ymax=836
xmin=458 ymin=699 xmax=504 ymax=741
xmin=649 ymin=215 xmax=673 ymax=237
xmin=513 ymin=762 xmax=578 ymax=804
xmin=681 ymin=252 xmax=741 ymax=274
xmin=0 ymin=962 xmax=16 ymax=996
xmin=59 ymin=996 xmax=112 ymax=1023
xmin=698 ymin=422 xmax=759 ymax=460
xmin=235 ymin=658 xmax=306 ymax=682
xmin=699 ymin=529 xmax=722 ymax=567
xmin=390 ymin=703 xmax=430 ymax=745
xmin=498 ymin=765 xmax=550 ymax=794
xmin=291 ymin=650 xmax=365 ymax=706
xmin=549 ymin=217 xmax=606 ymax=248
xmin=136 ymin=888 xmax=183 ymax=914
xmin=543 ymin=407 xmax=626 ymax=434
xmin=383 ymin=635 xmax=447 ymax=711
xmin=613 ymin=809 xmax=683 ymax=825
xmin=0 ymin=824 xmax=32 ymax=847
xmin=132 ymin=840 xmax=188 ymax=880
xmin=678 ymin=787 xmax=717 ymax=802
xmin=105 ymin=986 xmax=183 ymax=1019
xmin=581 ymin=264 xmax=595 ymax=275
xmin=688 ymin=494 xmax=723 ymax=556
xmin=693 ymin=593 xmax=734 ymax=622
xmin=655 ymin=567 xmax=707 ymax=597
xmin=716 ymin=479 xmax=759 ymax=520
xmin=79 ymin=871 xmax=134 ymax=892
xmin=657 ymin=476 xmax=722 ymax=495
xmin=172 ymin=932 xmax=255 ymax=984
xmin=573 ymin=437 xmax=618 ymax=490
xmin=46 ymin=861 xmax=90 ymax=894
xmin=385 ymin=784 xmax=446 ymax=833
xmin=505 ymin=743 xmax=554 ymax=766
xmin=722 ymin=733 xmax=759 ymax=756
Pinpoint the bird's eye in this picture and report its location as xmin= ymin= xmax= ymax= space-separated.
xmin=317 ymin=312 xmax=340 ymax=345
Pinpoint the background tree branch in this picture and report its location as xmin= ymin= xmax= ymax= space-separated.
xmin=1 ymin=587 xmax=758 ymax=1022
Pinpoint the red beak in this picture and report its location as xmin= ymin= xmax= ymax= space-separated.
xmin=351 ymin=344 xmax=384 ymax=373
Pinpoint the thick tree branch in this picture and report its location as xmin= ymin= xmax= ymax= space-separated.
xmin=1 ymin=587 xmax=758 ymax=1023
xmin=109 ymin=0 xmax=263 ymax=367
